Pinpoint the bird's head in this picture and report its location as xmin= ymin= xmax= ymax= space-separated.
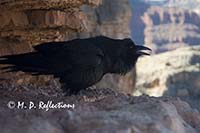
xmin=112 ymin=38 xmax=152 ymax=75
xmin=124 ymin=38 xmax=152 ymax=58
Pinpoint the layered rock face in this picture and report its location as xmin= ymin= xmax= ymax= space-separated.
xmin=131 ymin=0 xmax=200 ymax=53
xmin=0 ymin=0 xmax=101 ymax=55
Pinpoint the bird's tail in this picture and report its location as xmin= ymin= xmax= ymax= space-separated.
xmin=0 ymin=52 xmax=49 ymax=74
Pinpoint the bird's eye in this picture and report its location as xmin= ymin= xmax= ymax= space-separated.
xmin=129 ymin=46 xmax=134 ymax=49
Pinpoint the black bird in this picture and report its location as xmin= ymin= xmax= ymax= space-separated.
xmin=0 ymin=36 xmax=151 ymax=95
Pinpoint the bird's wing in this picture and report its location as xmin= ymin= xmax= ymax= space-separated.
xmin=33 ymin=41 xmax=66 ymax=55
xmin=37 ymin=40 xmax=105 ymax=75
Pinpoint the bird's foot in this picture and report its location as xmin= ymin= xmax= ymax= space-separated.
xmin=86 ymin=85 xmax=97 ymax=90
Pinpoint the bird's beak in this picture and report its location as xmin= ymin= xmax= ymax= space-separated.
xmin=135 ymin=45 xmax=152 ymax=56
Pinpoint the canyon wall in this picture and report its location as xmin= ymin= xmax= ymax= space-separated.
xmin=131 ymin=0 xmax=200 ymax=53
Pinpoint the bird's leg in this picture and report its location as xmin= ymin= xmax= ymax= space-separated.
xmin=79 ymin=85 xmax=101 ymax=96
xmin=86 ymin=85 xmax=97 ymax=90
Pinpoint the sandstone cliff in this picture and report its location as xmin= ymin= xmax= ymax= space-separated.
xmin=0 ymin=0 xmax=101 ymax=55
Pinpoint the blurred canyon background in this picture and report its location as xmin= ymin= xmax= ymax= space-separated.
xmin=0 ymin=0 xmax=200 ymax=133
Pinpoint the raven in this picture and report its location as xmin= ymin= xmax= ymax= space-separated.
xmin=0 ymin=36 xmax=151 ymax=95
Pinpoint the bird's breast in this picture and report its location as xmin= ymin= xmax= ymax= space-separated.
xmin=64 ymin=60 xmax=107 ymax=89
xmin=77 ymin=66 xmax=104 ymax=87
